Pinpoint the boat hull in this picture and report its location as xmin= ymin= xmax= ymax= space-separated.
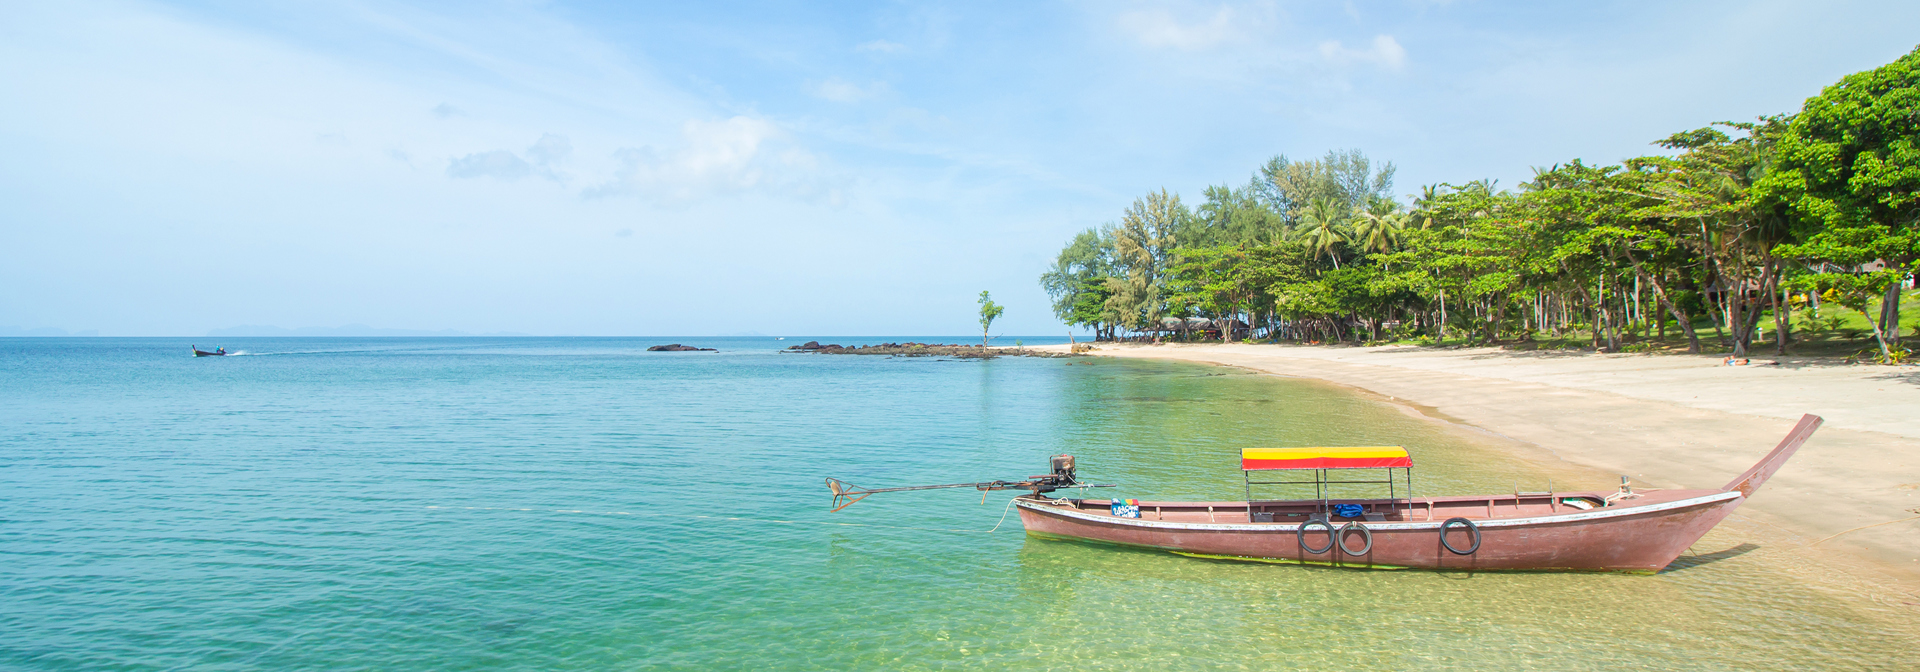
xmin=1015 ymin=491 xmax=1746 ymax=573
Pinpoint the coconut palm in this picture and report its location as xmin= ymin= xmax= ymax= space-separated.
xmin=1349 ymin=198 xmax=1407 ymax=255
xmin=1293 ymin=197 xmax=1351 ymax=269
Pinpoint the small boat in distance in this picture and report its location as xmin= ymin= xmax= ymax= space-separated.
xmin=828 ymin=414 xmax=1824 ymax=573
xmin=191 ymin=345 xmax=227 ymax=357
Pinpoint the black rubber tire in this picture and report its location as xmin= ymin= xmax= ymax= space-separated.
xmin=1337 ymin=521 xmax=1373 ymax=556
xmin=1441 ymin=517 xmax=1481 ymax=555
xmin=1297 ymin=519 xmax=1335 ymax=554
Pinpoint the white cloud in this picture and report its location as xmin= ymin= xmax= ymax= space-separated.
xmin=811 ymin=77 xmax=887 ymax=103
xmin=1115 ymin=4 xmax=1272 ymax=50
xmin=446 ymin=150 xmax=531 ymax=179
xmin=589 ymin=116 xmax=832 ymax=202
xmin=446 ymin=134 xmax=572 ymax=180
xmin=525 ymin=133 xmax=572 ymax=164
xmin=1318 ymin=35 xmax=1406 ymax=70
xmin=857 ymin=39 xmax=906 ymax=53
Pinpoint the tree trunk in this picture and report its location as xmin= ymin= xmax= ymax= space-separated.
xmin=1773 ymin=273 xmax=1790 ymax=355
xmin=1602 ymin=304 xmax=1620 ymax=352
xmin=1485 ymin=296 xmax=1507 ymax=344
xmin=1704 ymin=279 xmax=1728 ymax=347
xmin=1883 ymin=279 xmax=1904 ymax=349
xmin=1860 ymin=299 xmax=1896 ymax=363
xmin=1622 ymin=253 xmax=1701 ymax=354
xmin=1730 ymin=286 xmax=1748 ymax=358
xmin=1561 ymin=262 xmax=1609 ymax=351
xmin=1730 ymin=263 xmax=1776 ymax=359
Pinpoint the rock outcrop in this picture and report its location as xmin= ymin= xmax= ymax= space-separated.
xmin=783 ymin=341 xmax=1074 ymax=359
xmin=647 ymin=344 xmax=717 ymax=352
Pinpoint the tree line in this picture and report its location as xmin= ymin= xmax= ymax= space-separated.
xmin=1041 ymin=46 xmax=1919 ymax=362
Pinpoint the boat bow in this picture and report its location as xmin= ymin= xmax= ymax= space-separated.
xmin=1723 ymin=414 xmax=1823 ymax=498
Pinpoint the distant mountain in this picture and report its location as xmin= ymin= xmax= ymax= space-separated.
xmin=207 ymin=324 xmax=529 ymax=337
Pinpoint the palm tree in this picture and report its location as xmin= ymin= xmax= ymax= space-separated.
xmin=1294 ymin=197 xmax=1350 ymax=269
xmin=1349 ymin=198 xmax=1407 ymax=255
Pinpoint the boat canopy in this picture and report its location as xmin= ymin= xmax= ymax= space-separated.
xmin=1242 ymin=447 xmax=1411 ymax=471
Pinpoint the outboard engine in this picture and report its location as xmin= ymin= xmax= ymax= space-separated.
xmin=1050 ymin=455 xmax=1076 ymax=482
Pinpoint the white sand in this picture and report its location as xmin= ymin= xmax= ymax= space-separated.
xmin=1037 ymin=341 xmax=1920 ymax=583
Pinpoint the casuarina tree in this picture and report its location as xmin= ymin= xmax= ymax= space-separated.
xmin=978 ymin=291 xmax=1004 ymax=346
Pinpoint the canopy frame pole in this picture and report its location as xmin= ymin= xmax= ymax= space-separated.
xmin=1244 ymin=471 xmax=1253 ymax=522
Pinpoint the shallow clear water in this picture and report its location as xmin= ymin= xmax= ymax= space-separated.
xmin=2 ymin=338 xmax=1914 ymax=670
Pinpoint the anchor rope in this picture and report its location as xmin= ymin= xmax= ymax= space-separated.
xmin=424 ymin=496 xmax=1026 ymax=534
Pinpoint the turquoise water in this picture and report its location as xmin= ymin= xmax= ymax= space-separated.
xmin=2 ymin=338 xmax=1915 ymax=670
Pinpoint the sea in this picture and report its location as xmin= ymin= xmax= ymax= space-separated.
xmin=2 ymin=337 xmax=1916 ymax=670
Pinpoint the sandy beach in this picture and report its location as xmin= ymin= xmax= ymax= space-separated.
xmin=1037 ymin=341 xmax=1920 ymax=585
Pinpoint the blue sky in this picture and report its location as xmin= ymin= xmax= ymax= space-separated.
xmin=4 ymin=0 xmax=1916 ymax=337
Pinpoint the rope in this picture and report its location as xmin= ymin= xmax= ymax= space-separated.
xmin=425 ymin=496 xmax=1027 ymax=535
xmin=1812 ymin=509 xmax=1920 ymax=546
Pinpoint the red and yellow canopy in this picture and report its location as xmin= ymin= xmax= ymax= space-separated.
xmin=1241 ymin=446 xmax=1411 ymax=471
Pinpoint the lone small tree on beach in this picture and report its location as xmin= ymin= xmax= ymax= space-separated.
xmin=978 ymin=291 xmax=1005 ymax=346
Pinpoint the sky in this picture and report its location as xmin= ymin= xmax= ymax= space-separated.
xmin=3 ymin=0 xmax=1917 ymax=337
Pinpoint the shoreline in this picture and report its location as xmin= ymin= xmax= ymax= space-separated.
xmin=1033 ymin=341 xmax=1920 ymax=587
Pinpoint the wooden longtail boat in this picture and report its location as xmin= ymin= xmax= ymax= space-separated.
xmin=191 ymin=345 xmax=227 ymax=357
xmin=1010 ymin=414 xmax=1823 ymax=573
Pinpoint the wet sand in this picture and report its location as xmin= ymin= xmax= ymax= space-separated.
xmin=1041 ymin=341 xmax=1920 ymax=587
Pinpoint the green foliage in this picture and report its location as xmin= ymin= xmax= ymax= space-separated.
xmin=1104 ymin=190 xmax=1189 ymax=332
xmin=1255 ymin=150 xmax=1397 ymax=225
xmin=1777 ymin=225 xmax=1919 ymax=358
xmin=1349 ymin=197 xmax=1408 ymax=256
xmin=1757 ymin=45 xmax=1920 ymax=241
xmin=1040 ymin=228 xmax=1114 ymax=329
xmin=1190 ymin=183 xmax=1284 ymax=247
xmin=1293 ymin=197 xmax=1352 ymax=267
xmin=1758 ymin=45 xmax=1920 ymax=354
xmin=977 ymin=291 xmax=1004 ymax=346
xmin=1041 ymin=49 xmax=1917 ymax=361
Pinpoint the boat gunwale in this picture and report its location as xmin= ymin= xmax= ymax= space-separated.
xmin=1014 ymin=490 xmax=1742 ymax=532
